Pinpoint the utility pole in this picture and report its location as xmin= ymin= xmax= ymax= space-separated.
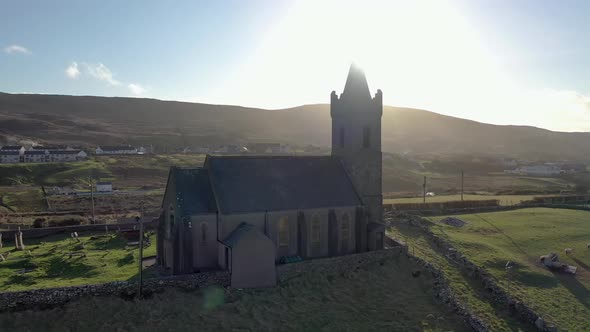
xmin=138 ymin=203 xmax=144 ymax=297
xmin=461 ymin=170 xmax=464 ymax=201
xmin=422 ymin=176 xmax=427 ymax=203
xmin=90 ymin=182 xmax=95 ymax=224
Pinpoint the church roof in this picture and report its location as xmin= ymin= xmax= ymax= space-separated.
xmin=206 ymin=155 xmax=362 ymax=214
xmin=171 ymin=167 xmax=217 ymax=215
xmin=222 ymin=222 xmax=257 ymax=248
xmin=342 ymin=63 xmax=371 ymax=100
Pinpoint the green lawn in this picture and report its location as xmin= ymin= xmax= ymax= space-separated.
xmin=0 ymin=254 xmax=467 ymax=332
xmin=0 ymin=232 xmax=156 ymax=292
xmin=426 ymin=208 xmax=590 ymax=331
xmin=385 ymin=194 xmax=546 ymax=206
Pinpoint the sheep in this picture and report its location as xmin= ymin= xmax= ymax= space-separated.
xmin=505 ymin=261 xmax=514 ymax=271
xmin=564 ymin=248 xmax=573 ymax=255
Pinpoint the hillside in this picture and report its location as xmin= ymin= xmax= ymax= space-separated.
xmin=1 ymin=92 xmax=590 ymax=160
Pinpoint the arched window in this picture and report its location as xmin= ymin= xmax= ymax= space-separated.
xmin=168 ymin=207 xmax=175 ymax=239
xmin=201 ymin=222 xmax=208 ymax=244
xmin=311 ymin=214 xmax=321 ymax=244
xmin=339 ymin=127 xmax=345 ymax=148
xmin=278 ymin=216 xmax=289 ymax=247
xmin=340 ymin=213 xmax=351 ymax=252
xmin=363 ymin=126 xmax=371 ymax=148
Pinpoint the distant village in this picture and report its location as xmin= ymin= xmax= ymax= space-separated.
xmin=0 ymin=143 xmax=586 ymax=178
xmin=0 ymin=142 xmax=327 ymax=164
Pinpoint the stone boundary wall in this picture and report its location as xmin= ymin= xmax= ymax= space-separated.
xmin=0 ymin=271 xmax=230 ymax=312
xmin=0 ymin=221 xmax=157 ymax=240
xmin=391 ymin=212 xmax=557 ymax=332
xmin=387 ymin=203 xmax=590 ymax=216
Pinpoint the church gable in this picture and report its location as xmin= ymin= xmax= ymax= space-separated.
xmin=163 ymin=167 xmax=217 ymax=216
xmin=205 ymin=155 xmax=362 ymax=214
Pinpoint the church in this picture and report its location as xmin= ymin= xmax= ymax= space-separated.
xmin=157 ymin=64 xmax=385 ymax=288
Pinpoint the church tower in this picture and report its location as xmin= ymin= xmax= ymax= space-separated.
xmin=331 ymin=64 xmax=383 ymax=225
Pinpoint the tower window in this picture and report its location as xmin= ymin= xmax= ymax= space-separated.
xmin=339 ymin=127 xmax=345 ymax=148
xmin=167 ymin=207 xmax=175 ymax=239
xmin=363 ymin=126 xmax=371 ymax=148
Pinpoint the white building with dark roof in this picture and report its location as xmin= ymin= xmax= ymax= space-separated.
xmin=0 ymin=145 xmax=25 ymax=156
xmin=23 ymin=150 xmax=49 ymax=163
xmin=0 ymin=150 xmax=20 ymax=163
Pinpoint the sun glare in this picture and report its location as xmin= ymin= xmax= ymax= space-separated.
xmin=209 ymin=0 xmax=590 ymax=131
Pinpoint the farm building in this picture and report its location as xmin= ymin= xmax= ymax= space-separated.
xmin=158 ymin=65 xmax=385 ymax=288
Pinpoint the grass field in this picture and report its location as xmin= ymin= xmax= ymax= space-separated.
xmin=425 ymin=208 xmax=590 ymax=331
xmin=0 ymin=232 xmax=156 ymax=292
xmin=388 ymin=224 xmax=531 ymax=332
xmin=0 ymin=254 xmax=467 ymax=332
xmin=384 ymin=194 xmax=546 ymax=206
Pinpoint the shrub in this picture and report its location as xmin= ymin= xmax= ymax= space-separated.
xmin=33 ymin=218 xmax=46 ymax=228
xmin=47 ymin=215 xmax=88 ymax=227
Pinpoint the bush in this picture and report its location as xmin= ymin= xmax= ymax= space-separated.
xmin=33 ymin=218 xmax=46 ymax=228
xmin=47 ymin=215 xmax=88 ymax=227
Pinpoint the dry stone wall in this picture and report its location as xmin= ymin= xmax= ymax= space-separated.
xmin=388 ymin=211 xmax=558 ymax=332
xmin=0 ymin=271 xmax=229 ymax=312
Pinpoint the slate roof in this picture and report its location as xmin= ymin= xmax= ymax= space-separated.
xmin=0 ymin=146 xmax=23 ymax=150
xmin=170 ymin=167 xmax=217 ymax=215
xmin=48 ymin=150 xmax=80 ymax=154
xmin=222 ymin=222 xmax=256 ymax=248
xmin=98 ymin=146 xmax=136 ymax=151
xmin=0 ymin=151 xmax=20 ymax=155
xmin=32 ymin=145 xmax=69 ymax=150
xmin=206 ymin=155 xmax=361 ymax=214
xmin=24 ymin=150 xmax=48 ymax=155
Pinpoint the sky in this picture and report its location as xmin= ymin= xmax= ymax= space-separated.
xmin=1 ymin=0 xmax=590 ymax=132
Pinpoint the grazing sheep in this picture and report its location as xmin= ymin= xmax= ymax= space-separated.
xmin=565 ymin=248 xmax=573 ymax=255
xmin=505 ymin=261 xmax=514 ymax=271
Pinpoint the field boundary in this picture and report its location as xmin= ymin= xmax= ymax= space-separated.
xmin=388 ymin=211 xmax=557 ymax=332
xmin=0 ymin=220 xmax=157 ymax=240
xmin=386 ymin=203 xmax=590 ymax=216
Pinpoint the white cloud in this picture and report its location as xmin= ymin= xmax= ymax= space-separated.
xmin=65 ymin=62 xmax=80 ymax=79
xmin=4 ymin=44 xmax=31 ymax=55
xmin=128 ymin=83 xmax=146 ymax=95
xmin=85 ymin=63 xmax=121 ymax=86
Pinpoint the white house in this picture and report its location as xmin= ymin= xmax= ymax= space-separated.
xmin=96 ymin=182 xmax=113 ymax=192
xmin=23 ymin=150 xmax=49 ymax=163
xmin=95 ymin=146 xmax=138 ymax=155
xmin=48 ymin=150 xmax=78 ymax=162
xmin=0 ymin=145 xmax=25 ymax=156
xmin=0 ymin=151 xmax=20 ymax=163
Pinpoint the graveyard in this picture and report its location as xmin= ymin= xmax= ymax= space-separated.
xmin=0 ymin=231 xmax=156 ymax=292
